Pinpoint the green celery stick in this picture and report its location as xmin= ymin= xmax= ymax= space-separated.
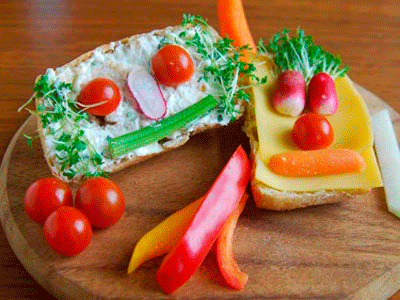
xmin=108 ymin=95 xmax=219 ymax=158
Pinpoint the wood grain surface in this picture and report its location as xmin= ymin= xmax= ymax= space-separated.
xmin=1 ymin=0 xmax=400 ymax=299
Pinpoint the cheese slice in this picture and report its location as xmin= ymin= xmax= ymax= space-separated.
xmin=251 ymin=56 xmax=383 ymax=192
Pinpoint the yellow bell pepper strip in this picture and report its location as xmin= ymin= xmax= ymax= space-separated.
xmin=214 ymin=193 xmax=249 ymax=290
xmin=156 ymin=145 xmax=251 ymax=294
xmin=127 ymin=196 xmax=204 ymax=274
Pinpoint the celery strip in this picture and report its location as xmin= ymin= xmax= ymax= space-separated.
xmin=372 ymin=109 xmax=400 ymax=218
xmin=108 ymin=95 xmax=219 ymax=158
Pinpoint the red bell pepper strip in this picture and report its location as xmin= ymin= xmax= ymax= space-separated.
xmin=215 ymin=193 xmax=249 ymax=290
xmin=156 ymin=145 xmax=251 ymax=294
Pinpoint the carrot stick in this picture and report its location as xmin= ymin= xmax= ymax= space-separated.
xmin=268 ymin=148 xmax=366 ymax=177
xmin=217 ymin=0 xmax=256 ymax=56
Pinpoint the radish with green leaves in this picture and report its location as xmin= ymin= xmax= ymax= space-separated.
xmin=272 ymin=70 xmax=306 ymax=117
xmin=258 ymin=29 xmax=348 ymax=116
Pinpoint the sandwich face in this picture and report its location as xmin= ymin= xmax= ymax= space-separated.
xmin=245 ymin=43 xmax=383 ymax=210
xmin=31 ymin=15 xmax=254 ymax=182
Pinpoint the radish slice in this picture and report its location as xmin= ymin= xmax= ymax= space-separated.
xmin=127 ymin=65 xmax=167 ymax=120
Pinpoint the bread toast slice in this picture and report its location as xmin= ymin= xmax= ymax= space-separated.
xmin=244 ymin=55 xmax=380 ymax=210
xmin=31 ymin=17 xmax=249 ymax=182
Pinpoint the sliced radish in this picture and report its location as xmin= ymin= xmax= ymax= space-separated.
xmin=127 ymin=65 xmax=167 ymax=120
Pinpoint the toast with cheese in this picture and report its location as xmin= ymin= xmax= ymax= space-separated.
xmin=28 ymin=15 xmax=253 ymax=182
xmin=244 ymin=54 xmax=383 ymax=210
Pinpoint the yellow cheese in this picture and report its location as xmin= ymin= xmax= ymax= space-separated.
xmin=251 ymin=56 xmax=383 ymax=192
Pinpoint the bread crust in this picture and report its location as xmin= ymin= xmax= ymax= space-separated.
xmin=251 ymin=178 xmax=369 ymax=211
xmin=34 ymin=24 xmax=244 ymax=182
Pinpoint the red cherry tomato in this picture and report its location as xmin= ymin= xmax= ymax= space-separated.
xmin=78 ymin=78 xmax=121 ymax=116
xmin=24 ymin=178 xmax=73 ymax=224
xmin=291 ymin=113 xmax=334 ymax=150
xmin=75 ymin=177 xmax=125 ymax=228
xmin=152 ymin=45 xmax=194 ymax=87
xmin=44 ymin=206 xmax=92 ymax=256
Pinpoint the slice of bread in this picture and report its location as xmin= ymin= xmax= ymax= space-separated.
xmin=32 ymin=18 xmax=247 ymax=182
xmin=243 ymin=56 xmax=372 ymax=211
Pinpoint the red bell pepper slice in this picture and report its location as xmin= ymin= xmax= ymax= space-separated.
xmin=156 ymin=145 xmax=251 ymax=294
xmin=214 ymin=193 xmax=249 ymax=290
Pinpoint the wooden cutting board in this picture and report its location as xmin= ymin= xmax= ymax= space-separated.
xmin=1 ymin=83 xmax=400 ymax=300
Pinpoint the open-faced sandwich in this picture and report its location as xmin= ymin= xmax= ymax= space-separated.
xmin=243 ymin=30 xmax=383 ymax=210
xmin=23 ymin=15 xmax=256 ymax=182
xmin=215 ymin=0 xmax=383 ymax=211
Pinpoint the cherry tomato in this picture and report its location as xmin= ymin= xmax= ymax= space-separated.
xmin=44 ymin=206 xmax=92 ymax=256
xmin=152 ymin=45 xmax=194 ymax=87
xmin=24 ymin=178 xmax=73 ymax=224
xmin=78 ymin=78 xmax=121 ymax=116
xmin=75 ymin=177 xmax=125 ymax=229
xmin=291 ymin=113 xmax=334 ymax=150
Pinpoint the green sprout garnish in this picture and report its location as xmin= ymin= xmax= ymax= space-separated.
xmin=175 ymin=14 xmax=265 ymax=118
xmin=258 ymin=29 xmax=349 ymax=82
xmin=28 ymin=73 xmax=109 ymax=180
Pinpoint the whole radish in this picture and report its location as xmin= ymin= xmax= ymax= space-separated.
xmin=272 ymin=70 xmax=306 ymax=117
xmin=308 ymin=72 xmax=338 ymax=115
xmin=260 ymin=29 xmax=348 ymax=116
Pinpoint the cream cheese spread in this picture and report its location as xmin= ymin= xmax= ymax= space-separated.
xmin=38 ymin=22 xmax=241 ymax=181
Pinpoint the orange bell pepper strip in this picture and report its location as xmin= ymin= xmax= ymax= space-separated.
xmin=215 ymin=193 xmax=249 ymax=290
xmin=127 ymin=197 xmax=203 ymax=274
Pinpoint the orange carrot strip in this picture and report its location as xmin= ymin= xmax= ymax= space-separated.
xmin=217 ymin=0 xmax=256 ymax=55
xmin=268 ymin=148 xmax=366 ymax=177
